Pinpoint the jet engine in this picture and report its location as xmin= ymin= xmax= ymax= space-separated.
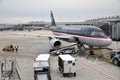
xmin=49 ymin=37 xmax=61 ymax=48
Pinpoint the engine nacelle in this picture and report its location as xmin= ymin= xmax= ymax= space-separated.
xmin=49 ymin=37 xmax=61 ymax=48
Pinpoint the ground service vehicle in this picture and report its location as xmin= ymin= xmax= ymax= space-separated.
xmin=89 ymin=49 xmax=120 ymax=66
xmin=58 ymin=54 xmax=76 ymax=77
xmin=33 ymin=54 xmax=51 ymax=80
xmin=2 ymin=45 xmax=14 ymax=51
xmin=110 ymin=50 xmax=120 ymax=66
xmin=50 ymin=43 xmax=81 ymax=55
xmin=56 ymin=47 xmax=76 ymax=55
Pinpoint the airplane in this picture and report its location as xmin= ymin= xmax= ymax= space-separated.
xmin=7 ymin=11 xmax=112 ymax=53
xmin=49 ymin=10 xmax=112 ymax=50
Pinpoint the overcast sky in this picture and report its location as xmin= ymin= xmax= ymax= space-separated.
xmin=0 ymin=0 xmax=120 ymax=24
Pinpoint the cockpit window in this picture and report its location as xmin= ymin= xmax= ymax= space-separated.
xmin=91 ymin=31 xmax=107 ymax=37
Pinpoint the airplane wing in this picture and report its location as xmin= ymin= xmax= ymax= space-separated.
xmin=4 ymin=31 xmax=71 ymax=39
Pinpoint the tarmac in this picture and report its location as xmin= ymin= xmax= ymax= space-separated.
xmin=0 ymin=30 xmax=120 ymax=80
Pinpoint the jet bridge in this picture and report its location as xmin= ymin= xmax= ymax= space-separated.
xmin=108 ymin=19 xmax=120 ymax=41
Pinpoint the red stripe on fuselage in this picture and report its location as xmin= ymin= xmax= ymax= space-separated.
xmin=53 ymin=31 xmax=110 ymax=40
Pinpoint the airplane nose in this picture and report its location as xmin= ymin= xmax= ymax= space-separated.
xmin=95 ymin=38 xmax=112 ymax=47
xmin=103 ymin=38 xmax=112 ymax=46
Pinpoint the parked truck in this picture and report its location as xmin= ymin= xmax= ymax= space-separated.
xmin=33 ymin=54 xmax=51 ymax=80
xmin=58 ymin=54 xmax=76 ymax=77
xmin=110 ymin=50 xmax=120 ymax=66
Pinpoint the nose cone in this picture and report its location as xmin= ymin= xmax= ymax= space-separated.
xmin=91 ymin=37 xmax=112 ymax=47
xmin=102 ymin=38 xmax=112 ymax=46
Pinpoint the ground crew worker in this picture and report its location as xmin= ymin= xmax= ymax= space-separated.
xmin=15 ymin=46 xmax=19 ymax=52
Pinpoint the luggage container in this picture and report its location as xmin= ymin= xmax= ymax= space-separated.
xmin=33 ymin=54 xmax=51 ymax=80
xmin=58 ymin=54 xmax=76 ymax=77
